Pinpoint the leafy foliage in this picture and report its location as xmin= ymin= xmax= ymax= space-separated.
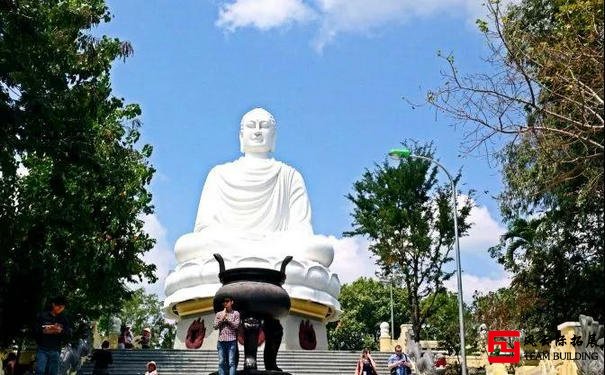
xmin=327 ymin=277 xmax=409 ymax=350
xmin=471 ymin=286 xmax=539 ymax=333
xmin=345 ymin=142 xmax=473 ymax=341
xmin=491 ymin=0 xmax=604 ymax=333
xmin=328 ymin=316 xmax=377 ymax=351
xmin=0 ymin=0 xmax=156 ymax=345
xmin=422 ymin=291 xmax=475 ymax=356
xmin=488 ymin=201 xmax=604 ymax=332
xmin=97 ymin=289 xmax=175 ymax=349
xmin=427 ymin=0 xmax=604 ymax=334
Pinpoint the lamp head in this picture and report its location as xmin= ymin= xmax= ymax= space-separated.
xmin=388 ymin=148 xmax=412 ymax=160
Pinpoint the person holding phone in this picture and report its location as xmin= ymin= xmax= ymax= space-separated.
xmin=33 ymin=296 xmax=71 ymax=375
xmin=388 ymin=345 xmax=412 ymax=375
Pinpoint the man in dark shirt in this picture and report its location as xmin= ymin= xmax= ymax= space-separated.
xmin=91 ymin=340 xmax=113 ymax=375
xmin=33 ymin=296 xmax=71 ymax=375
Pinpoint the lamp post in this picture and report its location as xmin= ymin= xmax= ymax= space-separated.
xmin=390 ymin=281 xmax=394 ymax=339
xmin=379 ymin=275 xmax=395 ymax=339
xmin=388 ymin=278 xmax=395 ymax=339
xmin=388 ymin=147 xmax=467 ymax=375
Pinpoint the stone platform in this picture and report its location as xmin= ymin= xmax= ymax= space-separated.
xmin=209 ymin=371 xmax=292 ymax=375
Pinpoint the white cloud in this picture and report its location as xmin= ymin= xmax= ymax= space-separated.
xmin=216 ymin=0 xmax=316 ymax=31
xmin=447 ymin=200 xmax=510 ymax=301
xmin=328 ymin=235 xmax=379 ymax=284
xmin=136 ymin=214 xmax=176 ymax=298
xmin=460 ymin=201 xmax=506 ymax=253
xmin=214 ymin=0 xmax=490 ymax=50
xmin=312 ymin=0 xmax=472 ymax=50
xmin=444 ymin=273 xmax=512 ymax=303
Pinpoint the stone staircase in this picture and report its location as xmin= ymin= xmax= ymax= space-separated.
xmin=78 ymin=349 xmax=393 ymax=374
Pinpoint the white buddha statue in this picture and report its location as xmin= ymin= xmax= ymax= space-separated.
xmin=173 ymin=107 xmax=333 ymax=267
xmin=164 ymin=108 xmax=341 ymax=350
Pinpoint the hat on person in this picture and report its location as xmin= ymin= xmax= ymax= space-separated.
xmin=143 ymin=327 xmax=151 ymax=333
xmin=147 ymin=361 xmax=156 ymax=367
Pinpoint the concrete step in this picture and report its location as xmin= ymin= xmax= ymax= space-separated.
xmin=79 ymin=349 xmax=393 ymax=374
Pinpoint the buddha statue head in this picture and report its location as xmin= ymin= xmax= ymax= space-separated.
xmin=239 ymin=107 xmax=277 ymax=154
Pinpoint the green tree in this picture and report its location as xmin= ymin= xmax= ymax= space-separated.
xmin=422 ymin=291 xmax=474 ymax=356
xmin=493 ymin=0 xmax=604 ymax=332
xmin=98 ymin=289 xmax=175 ymax=349
xmin=0 ymin=0 xmax=156 ymax=345
xmin=471 ymin=286 xmax=539 ymax=333
xmin=345 ymin=142 xmax=473 ymax=341
xmin=327 ymin=277 xmax=409 ymax=350
xmin=426 ymin=0 xmax=604 ymax=333
xmin=328 ymin=316 xmax=376 ymax=351
xmin=488 ymin=208 xmax=604 ymax=333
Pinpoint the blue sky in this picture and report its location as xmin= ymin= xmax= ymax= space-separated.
xmin=98 ymin=0 xmax=512 ymax=301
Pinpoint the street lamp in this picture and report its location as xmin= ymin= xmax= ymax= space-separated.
xmin=388 ymin=147 xmax=467 ymax=375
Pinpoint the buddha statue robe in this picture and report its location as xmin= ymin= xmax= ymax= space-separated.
xmin=175 ymin=156 xmax=333 ymax=267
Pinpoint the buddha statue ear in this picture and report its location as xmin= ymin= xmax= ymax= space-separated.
xmin=270 ymin=133 xmax=276 ymax=152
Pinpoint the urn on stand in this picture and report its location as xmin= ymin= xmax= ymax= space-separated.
xmin=211 ymin=253 xmax=293 ymax=374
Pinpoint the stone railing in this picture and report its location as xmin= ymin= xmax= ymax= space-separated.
xmin=379 ymin=322 xmax=450 ymax=375
xmin=379 ymin=315 xmax=604 ymax=375
xmin=379 ymin=322 xmax=442 ymax=353
xmin=516 ymin=315 xmax=604 ymax=375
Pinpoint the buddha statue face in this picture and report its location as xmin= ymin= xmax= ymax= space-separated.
xmin=239 ymin=108 xmax=276 ymax=154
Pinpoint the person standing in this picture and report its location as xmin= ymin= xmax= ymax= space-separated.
xmin=139 ymin=327 xmax=152 ymax=349
xmin=213 ymin=297 xmax=240 ymax=375
xmin=388 ymin=345 xmax=412 ymax=375
xmin=355 ymin=348 xmax=379 ymax=375
xmin=117 ymin=325 xmax=126 ymax=350
xmin=91 ymin=340 xmax=113 ymax=375
xmin=122 ymin=325 xmax=134 ymax=349
xmin=33 ymin=296 xmax=72 ymax=375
